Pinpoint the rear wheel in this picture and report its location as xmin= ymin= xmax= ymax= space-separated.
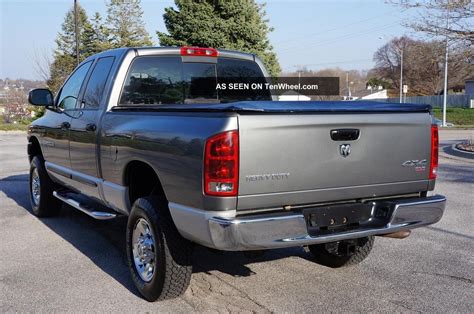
xmin=29 ymin=156 xmax=61 ymax=217
xmin=126 ymin=197 xmax=193 ymax=301
xmin=308 ymin=236 xmax=374 ymax=268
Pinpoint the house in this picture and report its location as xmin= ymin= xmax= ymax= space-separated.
xmin=465 ymin=78 xmax=474 ymax=96
xmin=344 ymin=85 xmax=388 ymax=100
xmin=278 ymin=90 xmax=311 ymax=101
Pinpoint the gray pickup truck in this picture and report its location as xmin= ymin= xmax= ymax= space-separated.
xmin=27 ymin=46 xmax=446 ymax=301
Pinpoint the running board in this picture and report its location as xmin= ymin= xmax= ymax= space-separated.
xmin=53 ymin=191 xmax=117 ymax=220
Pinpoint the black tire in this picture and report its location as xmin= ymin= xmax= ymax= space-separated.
xmin=29 ymin=156 xmax=61 ymax=217
xmin=126 ymin=197 xmax=193 ymax=301
xmin=308 ymin=236 xmax=374 ymax=268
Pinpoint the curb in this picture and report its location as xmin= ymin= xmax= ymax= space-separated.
xmin=440 ymin=144 xmax=474 ymax=162
xmin=449 ymin=144 xmax=474 ymax=159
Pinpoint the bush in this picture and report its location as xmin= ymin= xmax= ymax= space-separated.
xmin=0 ymin=123 xmax=29 ymax=131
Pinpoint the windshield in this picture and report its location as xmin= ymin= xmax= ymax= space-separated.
xmin=119 ymin=56 xmax=271 ymax=105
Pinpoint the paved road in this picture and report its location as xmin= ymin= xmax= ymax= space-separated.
xmin=1 ymin=131 xmax=473 ymax=312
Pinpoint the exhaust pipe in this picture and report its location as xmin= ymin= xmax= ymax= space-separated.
xmin=378 ymin=230 xmax=411 ymax=239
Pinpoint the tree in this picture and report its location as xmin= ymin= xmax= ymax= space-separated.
xmin=1 ymin=89 xmax=29 ymax=123
xmin=47 ymin=4 xmax=94 ymax=93
xmin=83 ymin=13 xmax=112 ymax=54
xmin=47 ymin=0 xmax=153 ymax=94
xmin=106 ymin=0 xmax=153 ymax=47
xmin=366 ymin=77 xmax=391 ymax=89
xmin=157 ymin=0 xmax=281 ymax=76
xmin=372 ymin=36 xmax=473 ymax=95
xmin=47 ymin=54 xmax=77 ymax=94
xmin=55 ymin=4 xmax=93 ymax=58
xmin=389 ymin=0 xmax=474 ymax=46
xmin=281 ymin=67 xmax=368 ymax=100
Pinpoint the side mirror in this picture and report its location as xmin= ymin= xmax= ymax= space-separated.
xmin=28 ymin=88 xmax=54 ymax=107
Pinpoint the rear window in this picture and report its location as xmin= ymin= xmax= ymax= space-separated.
xmin=119 ymin=56 xmax=270 ymax=105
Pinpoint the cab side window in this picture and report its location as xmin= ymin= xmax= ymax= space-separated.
xmin=82 ymin=57 xmax=115 ymax=109
xmin=57 ymin=61 xmax=92 ymax=110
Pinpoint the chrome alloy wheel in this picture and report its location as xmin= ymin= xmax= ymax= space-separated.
xmin=31 ymin=168 xmax=41 ymax=206
xmin=132 ymin=218 xmax=156 ymax=282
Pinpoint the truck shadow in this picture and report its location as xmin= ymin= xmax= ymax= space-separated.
xmin=0 ymin=174 xmax=310 ymax=298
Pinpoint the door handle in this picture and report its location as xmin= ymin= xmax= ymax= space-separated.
xmin=330 ymin=129 xmax=360 ymax=141
xmin=61 ymin=121 xmax=70 ymax=129
xmin=85 ymin=123 xmax=97 ymax=132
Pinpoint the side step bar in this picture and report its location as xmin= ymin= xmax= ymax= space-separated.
xmin=53 ymin=191 xmax=117 ymax=220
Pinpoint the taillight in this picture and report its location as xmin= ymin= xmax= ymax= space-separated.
xmin=429 ymin=124 xmax=439 ymax=180
xmin=204 ymin=131 xmax=239 ymax=196
xmin=180 ymin=46 xmax=218 ymax=57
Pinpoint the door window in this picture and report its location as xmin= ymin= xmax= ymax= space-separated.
xmin=57 ymin=61 xmax=92 ymax=110
xmin=82 ymin=57 xmax=115 ymax=108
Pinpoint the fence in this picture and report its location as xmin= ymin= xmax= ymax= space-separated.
xmin=368 ymin=94 xmax=474 ymax=108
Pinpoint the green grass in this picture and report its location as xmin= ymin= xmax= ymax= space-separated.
xmin=0 ymin=123 xmax=29 ymax=131
xmin=432 ymin=108 xmax=474 ymax=126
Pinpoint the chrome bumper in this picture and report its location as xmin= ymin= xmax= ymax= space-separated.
xmin=206 ymin=195 xmax=446 ymax=251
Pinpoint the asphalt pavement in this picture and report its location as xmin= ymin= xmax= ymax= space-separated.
xmin=1 ymin=130 xmax=473 ymax=312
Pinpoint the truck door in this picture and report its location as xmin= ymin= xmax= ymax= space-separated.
xmin=42 ymin=61 xmax=93 ymax=170
xmin=68 ymin=57 xmax=115 ymax=199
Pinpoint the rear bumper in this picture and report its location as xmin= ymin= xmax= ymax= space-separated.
xmin=170 ymin=195 xmax=446 ymax=251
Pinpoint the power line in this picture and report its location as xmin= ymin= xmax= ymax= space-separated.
xmin=279 ymin=22 xmax=399 ymax=53
xmin=277 ymin=22 xmax=399 ymax=55
xmin=296 ymin=58 xmax=374 ymax=68
xmin=271 ymin=0 xmax=364 ymax=35
xmin=274 ymin=9 xmax=403 ymax=47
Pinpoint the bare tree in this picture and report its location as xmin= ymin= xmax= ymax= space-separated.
xmin=373 ymin=36 xmax=473 ymax=95
xmin=30 ymin=48 xmax=52 ymax=82
xmin=281 ymin=67 xmax=368 ymax=99
xmin=388 ymin=0 xmax=474 ymax=46
xmin=1 ymin=89 xmax=29 ymax=123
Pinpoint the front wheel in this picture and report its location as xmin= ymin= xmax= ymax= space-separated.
xmin=29 ymin=156 xmax=61 ymax=217
xmin=307 ymin=236 xmax=374 ymax=268
xmin=126 ymin=197 xmax=193 ymax=301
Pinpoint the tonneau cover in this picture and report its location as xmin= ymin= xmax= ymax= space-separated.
xmin=113 ymin=101 xmax=431 ymax=113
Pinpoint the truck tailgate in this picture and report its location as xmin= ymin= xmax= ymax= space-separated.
xmin=237 ymin=112 xmax=432 ymax=210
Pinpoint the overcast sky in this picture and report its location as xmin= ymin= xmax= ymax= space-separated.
xmin=0 ymin=0 xmax=411 ymax=80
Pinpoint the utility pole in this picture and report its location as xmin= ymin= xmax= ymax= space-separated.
xmin=74 ymin=0 xmax=79 ymax=66
xmin=442 ymin=3 xmax=450 ymax=127
xmin=293 ymin=65 xmax=304 ymax=101
xmin=399 ymin=49 xmax=403 ymax=104
xmin=297 ymin=71 xmax=301 ymax=101
xmin=346 ymin=73 xmax=349 ymax=100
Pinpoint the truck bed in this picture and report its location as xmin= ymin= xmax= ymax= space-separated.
xmin=112 ymin=100 xmax=433 ymax=211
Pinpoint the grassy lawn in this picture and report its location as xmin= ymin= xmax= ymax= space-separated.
xmin=432 ymin=108 xmax=474 ymax=127
xmin=0 ymin=123 xmax=29 ymax=131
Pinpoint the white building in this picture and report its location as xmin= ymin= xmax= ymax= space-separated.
xmin=360 ymin=89 xmax=388 ymax=100
xmin=344 ymin=85 xmax=388 ymax=101
xmin=278 ymin=90 xmax=311 ymax=101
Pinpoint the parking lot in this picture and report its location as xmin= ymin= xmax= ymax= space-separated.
xmin=1 ymin=130 xmax=472 ymax=312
